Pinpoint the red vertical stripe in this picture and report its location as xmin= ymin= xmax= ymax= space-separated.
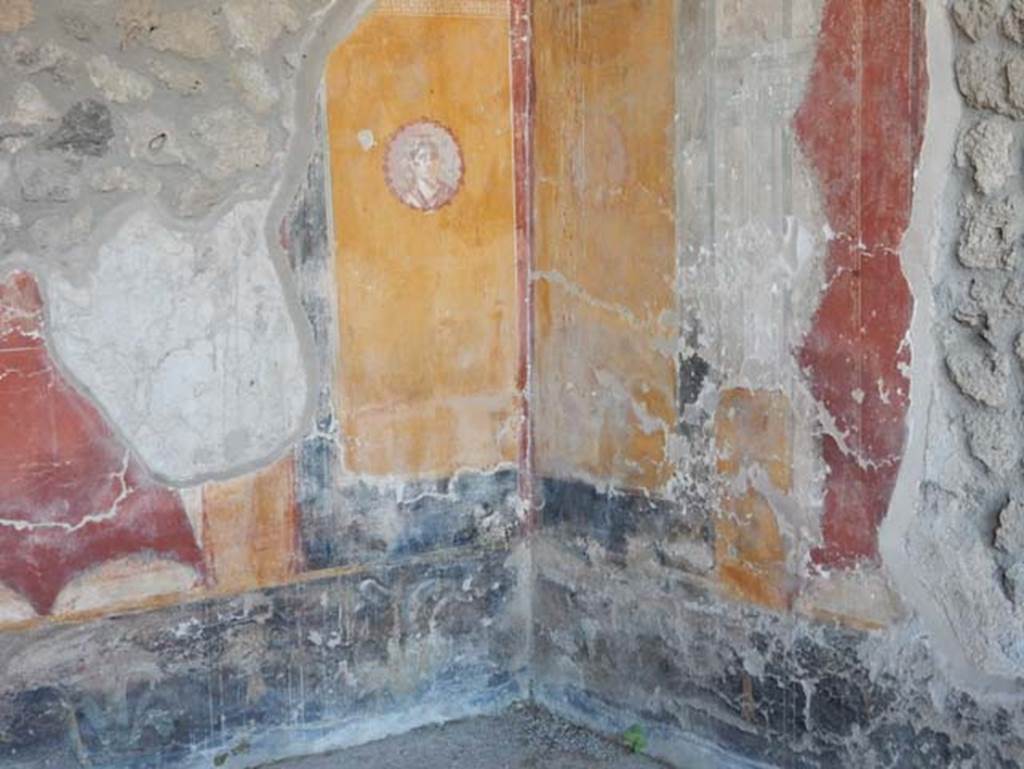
xmin=794 ymin=0 xmax=928 ymax=566
xmin=511 ymin=0 xmax=536 ymax=529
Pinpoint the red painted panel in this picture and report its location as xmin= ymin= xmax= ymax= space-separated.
xmin=0 ymin=271 xmax=203 ymax=615
xmin=794 ymin=0 xmax=927 ymax=567
xmin=511 ymin=0 xmax=535 ymax=525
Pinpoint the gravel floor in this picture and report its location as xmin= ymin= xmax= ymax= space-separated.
xmin=261 ymin=704 xmax=667 ymax=769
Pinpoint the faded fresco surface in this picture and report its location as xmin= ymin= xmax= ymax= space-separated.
xmin=533 ymin=0 xmax=926 ymax=624
xmin=0 ymin=2 xmax=531 ymax=765
xmin=534 ymin=1 xmax=1021 ymax=767
xmin=0 ymin=0 xmax=522 ymax=625
xmin=0 ymin=1 xmax=1023 ymax=768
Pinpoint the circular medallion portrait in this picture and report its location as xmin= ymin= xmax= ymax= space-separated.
xmin=385 ymin=120 xmax=464 ymax=212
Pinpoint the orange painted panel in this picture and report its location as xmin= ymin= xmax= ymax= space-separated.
xmin=325 ymin=4 xmax=518 ymax=477
xmin=534 ymin=0 xmax=677 ymax=490
xmin=716 ymin=491 xmax=789 ymax=611
xmin=201 ymin=456 xmax=299 ymax=593
xmin=713 ymin=389 xmax=795 ymax=611
xmin=715 ymin=389 xmax=794 ymax=493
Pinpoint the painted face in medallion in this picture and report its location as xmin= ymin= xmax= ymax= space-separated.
xmin=385 ymin=120 xmax=463 ymax=212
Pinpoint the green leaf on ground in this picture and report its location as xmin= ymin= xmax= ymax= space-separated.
xmin=623 ymin=724 xmax=647 ymax=754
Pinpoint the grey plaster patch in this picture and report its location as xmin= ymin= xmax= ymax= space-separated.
xmin=0 ymin=207 xmax=20 ymax=249
xmin=57 ymin=10 xmax=99 ymax=43
xmin=0 ymin=207 xmax=20 ymax=232
xmin=28 ymin=205 xmax=91 ymax=256
xmin=147 ymin=59 xmax=206 ymax=97
xmin=117 ymin=4 xmax=224 ymax=61
xmin=87 ymin=164 xmax=149 ymax=194
xmin=232 ymin=59 xmax=280 ymax=115
xmin=0 ymin=82 xmax=57 ymax=128
xmin=191 ymin=107 xmax=269 ymax=180
xmin=16 ymin=151 xmax=81 ymax=202
xmin=151 ymin=9 xmax=222 ymax=59
xmin=124 ymin=110 xmax=190 ymax=167
xmin=1 ymin=36 xmax=77 ymax=83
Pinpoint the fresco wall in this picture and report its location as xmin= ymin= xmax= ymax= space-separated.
xmin=533 ymin=1 xmax=1024 ymax=767
xmin=0 ymin=1 xmax=530 ymax=765
xmin=2 ymin=0 xmax=1024 ymax=768
xmin=533 ymin=0 xmax=677 ymax=493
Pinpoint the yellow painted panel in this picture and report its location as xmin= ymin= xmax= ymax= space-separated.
xmin=534 ymin=0 xmax=677 ymax=489
xmin=716 ymin=491 xmax=789 ymax=612
xmin=535 ymin=278 xmax=676 ymax=490
xmin=325 ymin=8 xmax=518 ymax=477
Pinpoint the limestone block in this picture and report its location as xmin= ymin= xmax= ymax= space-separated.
xmin=956 ymin=118 xmax=1014 ymax=195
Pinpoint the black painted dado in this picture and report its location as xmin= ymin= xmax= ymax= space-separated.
xmin=0 ymin=549 xmax=524 ymax=769
xmin=533 ymin=538 xmax=1024 ymax=769
xmin=540 ymin=477 xmax=707 ymax=566
xmin=301 ymin=469 xmax=520 ymax=571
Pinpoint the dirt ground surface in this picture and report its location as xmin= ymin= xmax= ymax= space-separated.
xmin=261 ymin=705 xmax=668 ymax=769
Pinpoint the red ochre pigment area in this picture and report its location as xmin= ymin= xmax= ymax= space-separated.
xmin=794 ymin=0 xmax=927 ymax=567
xmin=0 ymin=271 xmax=203 ymax=615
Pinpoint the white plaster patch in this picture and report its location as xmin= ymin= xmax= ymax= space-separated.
xmin=357 ymin=129 xmax=376 ymax=151
xmin=0 ymin=583 xmax=36 ymax=624
xmin=46 ymin=200 xmax=310 ymax=483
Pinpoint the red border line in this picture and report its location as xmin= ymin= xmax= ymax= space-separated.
xmin=510 ymin=0 xmax=535 ymax=530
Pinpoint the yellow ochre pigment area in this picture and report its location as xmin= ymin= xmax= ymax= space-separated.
xmin=201 ymin=456 xmax=300 ymax=593
xmin=325 ymin=2 xmax=519 ymax=477
xmin=533 ymin=0 xmax=678 ymax=491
